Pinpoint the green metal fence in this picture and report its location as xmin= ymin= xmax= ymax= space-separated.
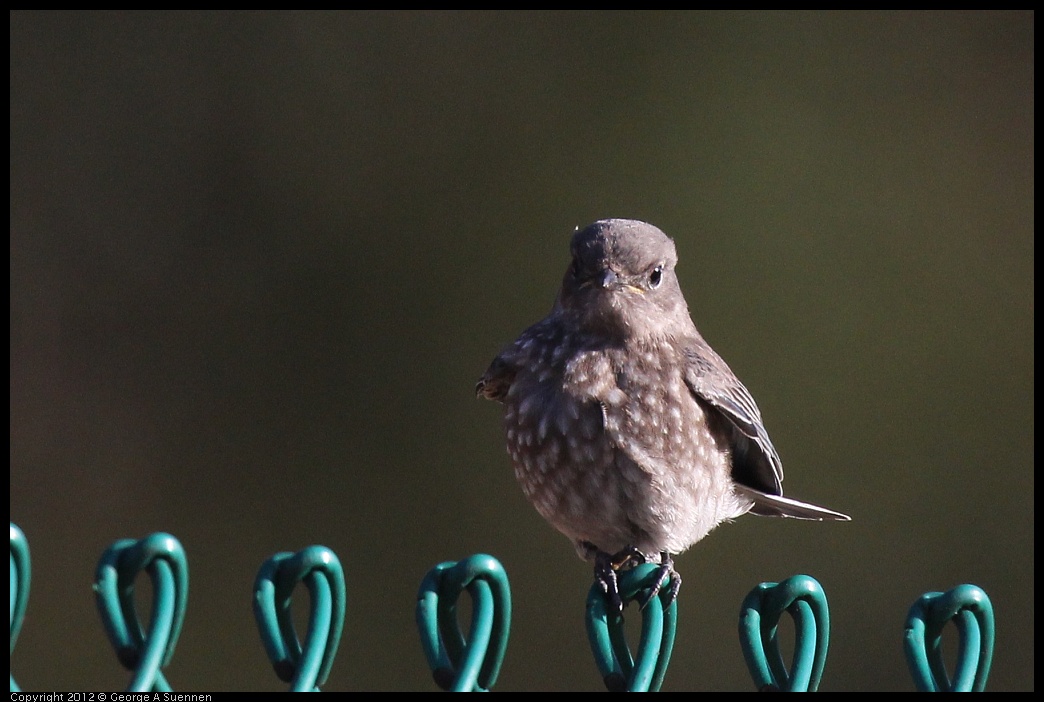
xmin=9 ymin=524 xmax=994 ymax=692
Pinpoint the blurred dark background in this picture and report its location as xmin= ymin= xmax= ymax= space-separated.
xmin=10 ymin=11 xmax=1033 ymax=691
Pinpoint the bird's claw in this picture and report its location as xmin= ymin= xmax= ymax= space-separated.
xmin=594 ymin=546 xmax=650 ymax=613
xmin=637 ymin=552 xmax=681 ymax=610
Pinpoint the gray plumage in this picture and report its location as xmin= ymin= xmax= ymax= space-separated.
xmin=477 ymin=219 xmax=848 ymax=602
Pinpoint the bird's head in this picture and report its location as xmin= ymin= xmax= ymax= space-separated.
xmin=556 ymin=219 xmax=692 ymax=341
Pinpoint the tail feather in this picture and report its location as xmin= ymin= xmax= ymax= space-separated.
xmin=735 ymin=485 xmax=851 ymax=521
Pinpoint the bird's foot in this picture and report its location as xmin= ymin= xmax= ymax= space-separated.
xmin=637 ymin=551 xmax=681 ymax=610
xmin=592 ymin=545 xmax=648 ymax=614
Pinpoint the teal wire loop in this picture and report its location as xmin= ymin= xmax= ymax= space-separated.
xmin=416 ymin=554 xmax=511 ymax=691
xmin=904 ymin=584 xmax=993 ymax=692
xmin=585 ymin=564 xmax=678 ymax=692
xmin=738 ymin=575 xmax=830 ymax=692
xmin=93 ymin=532 xmax=189 ymax=692
xmin=10 ymin=523 xmax=31 ymax=693
xmin=253 ymin=545 xmax=346 ymax=692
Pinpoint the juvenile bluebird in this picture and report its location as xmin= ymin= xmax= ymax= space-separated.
xmin=476 ymin=219 xmax=849 ymax=611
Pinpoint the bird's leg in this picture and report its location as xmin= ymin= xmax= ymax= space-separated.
xmin=591 ymin=544 xmax=647 ymax=613
xmin=638 ymin=551 xmax=681 ymax=610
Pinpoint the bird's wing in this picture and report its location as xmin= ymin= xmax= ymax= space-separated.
xmin=476 ymin=320 xmax=552 ymax=402
xmin=681 ymin=339 xmax=784 ymax=498
xmin=682 ymin=339 xmax=849 ymax=521
xmin=476 ymin=354 xmax=517 ymax=402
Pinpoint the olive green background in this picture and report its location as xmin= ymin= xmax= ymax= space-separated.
xmin=10 ymin=11 xmax=1033 ymax=691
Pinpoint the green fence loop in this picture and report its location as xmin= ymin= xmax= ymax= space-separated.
xmin=585 ymin=563 xmax=678 ymax=692
xmin=416 ymin=554 xmax=511 ymax=691
xmin=738 ymin=575 xmax=830 ymax=692
xmin=10 ymin=523 xmax=31 ymax=693
xmin=6 ymin=528 xmax=1000 ymax=692
xmin=903 ymin=584 xmax=994 ymax=692
xmin=252 ymin=546 xmax=346 ymax=692
xmin=93 ymin=533 xmax=189 ymax=692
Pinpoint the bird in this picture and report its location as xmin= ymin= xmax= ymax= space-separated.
xmin=476 ymin=218 xmax=850 ymax=612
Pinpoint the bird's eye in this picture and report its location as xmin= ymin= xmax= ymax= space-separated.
xmin=649 ymin=265 xmax=663 ymax=289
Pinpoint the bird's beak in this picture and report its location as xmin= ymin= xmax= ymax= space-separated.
xmin=596 ymin=269 xmax=644 ymax=294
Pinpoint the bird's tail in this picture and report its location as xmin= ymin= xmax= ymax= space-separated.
xmin=736 ymin=485 xmax=851 ymax=521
